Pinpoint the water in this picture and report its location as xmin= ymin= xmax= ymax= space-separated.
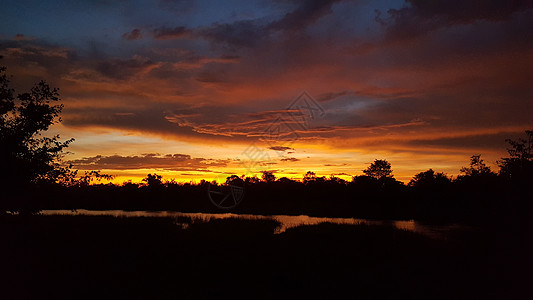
xmin=39 ymin=209 xmax=466 ymax=238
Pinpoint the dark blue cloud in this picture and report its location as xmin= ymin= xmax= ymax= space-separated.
xmin=122 ymin=29 xmax=143 ymax=41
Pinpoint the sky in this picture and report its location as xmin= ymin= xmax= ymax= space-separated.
xmin=1 ymin=0 xmax=533 ymax=183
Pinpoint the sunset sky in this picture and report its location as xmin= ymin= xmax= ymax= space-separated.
xmin=1 ymin=0 xmax=532 ymax=183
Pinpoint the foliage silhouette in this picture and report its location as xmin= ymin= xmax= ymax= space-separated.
xmin=74 ymin=171 xmax=114 ymax=187
xmin=302 ymin=171 xmax=317 ymax=184
xmin=362 ymin=159 xmax=393 ymax=180
xmin=459 ymin=155 xmax=495 ymax=177
xmin=0 ymin=66 xmax=74 ymax=211
xmin=143 ymin=173 xmax=163 ymax=187
xmin=498 ymin=130 xmax=533 ymax=184
xmin=409 ymin=169 xmax=451 ymax=188
xmin=261 ymin=170 xmax=276 ymax=183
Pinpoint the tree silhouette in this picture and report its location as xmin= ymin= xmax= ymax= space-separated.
xmin=142 ymin=173 xmax=163 ymax=187
xmin=327 ymin=175 xmax=346 ymax=185
xmin=303 ymin=171 xmax=317 ymax=184
xmin=459 ymin=155 xmax=494 ymax=177
xmin=409 ymin=169 xmax=451 ymax=188
xmin=363 ymin=159 xmax=393 ymax=180
xmin=0 ymin=67 xmax=14 ymax=116
xmin=498 ymin=130 xmax=533 ymax=183
xmin=225 ymin=174 xmax=244 ymax=185
xmin=1 ymin=66 xmax=74 ymax=209
xmin=244 ymin=176 xmax=260 ymax=184
xmin=277 ymin=177 xmax=297 ymax=184
xmin=261 ymin=171 xmax=276 ymax=183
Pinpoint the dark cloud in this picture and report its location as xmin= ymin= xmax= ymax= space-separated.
xmin=406 ymin=132 xmax=513 ymax=151
xmin=96 ymin=55 xmax=155 ymax=79
xmin=329 ymin=173 xmax=351 ymax=177
xmin=405 ymin=0 xmax=533 ymax=23
xmin=13 ymin=34 xmax=36 ymax=41
xmin=164 ymin=108 xmax=306 ymax=138
xmin=200 ymin=0 xmax=341 ymax=50
xmin=219 ymin=54 xmax=240 ymax=60
xmin=316 ymin=90 xmax=353 ymax=102
xmin=122 ymin=28 xmax=143 ymax=40
xmin=267 ymin=0 xmax=341 ymax=32
xmin=384 ymin=0 xmax=533 ymax=41
xmin=0 ymin=41 xmax=76 ymax=86
xmin=64 ymin=107 xmax=201 ymax=139
xmin=269 ymin=146 xmax=294 ymax=151
xmin=158 ymin=0 xmax=194 ymax=14
xmin=1 ymin=42 xmax=72 ymax=60
xmin=324 ymin=163 xmax=348 ymax=167
xmin=200 ymin=20 xmax=270 ymax=49
xmin=280 ymin=157 xmax=299 ymax=162
xmin=195 ymin=70 xmax=227 ymax=83
xmin=152 ymin=26 xmax=191 ymax=40
xmin=68 ymin=153 xmax=230 ymax=171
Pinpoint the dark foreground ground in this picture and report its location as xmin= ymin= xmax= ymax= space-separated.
xmin=1 ymin=215 xmax=532 ymax=299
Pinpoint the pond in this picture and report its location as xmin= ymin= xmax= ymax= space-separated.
xmin=39 ymin=209 xmax=466 ymax=238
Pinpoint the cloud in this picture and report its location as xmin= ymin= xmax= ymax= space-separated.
xmin=383 ymin=0 xmax=533 ymax=42
xmin=406 ymin=132 xmax=512 ymax=151
xmin=268 ymin=146 xmax=294 ymax=151
xmin=280 ymin=157 xmax=299 ymax=162
xmin=122 ymin=29 xmax=143 ymax=40
xmin=2 ymin=44 xmax=71 ymax=59
xmin=158 ymin=0 xmax=194 ymax=14
xmin=96 ymin=55 xmax=158 ymax=80
xmin=316 ymin=90 xmax=353 ymax=102
xmin=267 ymin=0 xmax=341 ymax=32
xmin=164 ymin=108 xmax=308 ymax=138
xmin=199 ymin=0 xmax=341 ymax=50
xmin=324 ymin=163 xmax=348 ymax=167
xmin=13 ymin=34 xmax=36 ymax=41
xmin=152 ymin=26 xmax=191 ymax=40
xmin=3 ymin=1 xmax=533 ymax=180
xmin=405 ymin=0 xmax=533 ymax=23
xmin=200 ymin=20 xmax=270 ymax=49
xmin=68 ymin=153 xmax=230 ymax=171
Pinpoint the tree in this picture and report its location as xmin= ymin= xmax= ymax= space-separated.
xmin=244 ymin=176 xmax=260 ymax=184
xmin=75 ymin=170 xmax=114 ymax=187
xmin=409 ymin=169 xmax=451 ymax=188
xmin=261 ymin=171 xmax=276 ymax=183
xmin=498 ymin=130 xmax=533 ymax=182
xmin=363 ymin=159 xmax=393 ymax=180
xmin=303 ymin=171 xmax=326 ymax=185
xmin=1 ymin=66 xmax=74 ymax=207
xmin=225 ymin=174 xmax=244 ymax=185
xmin=142 ymin=173 xmax=163 ymax=187
xmin=303 ymin=171 xmax=317 ymax=184
xmin=459 ymin=155 xmax=494 ymax=177
xmin=327 ymin=175 xmax=346 ymax=185
xmin=277 ymin=177 xmax=297 ymax=184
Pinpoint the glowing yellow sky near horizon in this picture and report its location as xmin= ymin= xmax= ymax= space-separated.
xmin=52 ymin=123 xmax=506 ymax=185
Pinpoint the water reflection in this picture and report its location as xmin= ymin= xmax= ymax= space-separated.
xmin=40 ymin=209 xmax=464 ymax=238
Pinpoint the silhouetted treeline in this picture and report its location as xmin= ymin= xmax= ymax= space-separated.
xmin=2 ymin=131 xmax=533 ymax=225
